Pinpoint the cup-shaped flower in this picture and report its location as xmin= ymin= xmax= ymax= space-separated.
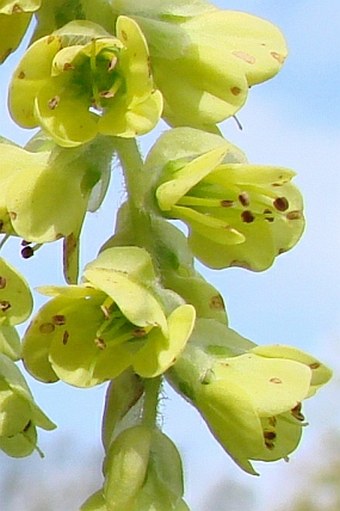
xmin=9 ymin=17 xmax=163 ymax=147
xmin=0 ymin=1 xmax=41 ymax=63
xmin=81 ymin=426 xmax=187 ymax=511
xmin=22 ymin=247 xmax=196 ymax=387
xmin=155 ymin=134 xmax=304 ymax=271
xmin=0 ymin=353 xmax=56 ymax=457
xmin=168 ymin=321 xmax=332 ymax=475
xmin=111 ymin=3 xmax=287 ymax=131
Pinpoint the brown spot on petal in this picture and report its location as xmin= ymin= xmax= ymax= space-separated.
xmin=270 ymin=377 xmax=282 ymax=384
xmin=18 ymin=70 xmax=25 ymax=79
xmin=239 ymin=192 xmax=250 ymax=207
xmin=232 ymin=50 xmax=256 ymax=64
xmin=9 ymin=212 xmax=17 ymax=220
xmin=12 ymin=4 xmax=23 ymax=13
xmin=264 ymin=430 xmax=276 ymax=450
xmin=121 ymin=30 xmax=128 ymax=41
xmin=264 ymin=430 xmax=276 ymax=440
xmin=39 ymin=322 xmax=55 ymax=334
xmin=268 ymin=416 xmax=277 ymax=427
xmin=52 ymin=315 xmax=66 ymax=326
xmin=271 ymin=51 xmax=286 ymax=64
xmin=0 ymin=300 xmax=11 ymax=311
xmin=273 ymin=197 xmax=289 ymax=211
xmin=99 ymin=90 xmax=115 ymax=99
xmin=231 ymin=86 xmax=241 ymax=96
xmin=132 ymin=328 xmax=147 ymax=338
xmin=220 ymin=199 xmax=234 ymax=208
xmin=287 ymin=211 xmax=303 ymax=220
xmin=62 ymin=330 xmax=69 ymax=345
xmin=309 ymin=362 xmax=321 ymax=370
xmin=95 ymin=337 xmax=106 ymax=349
xmin=241 ymin=210 xmax=255 ymax=223
xmin=63 ymin=62 xmax=75 ymax=71
xmin=0 ymin=277 xmax=7 ymax=289
xmin=47 ymin=35 xmax=55 ymax=44
xmin=210 ymin=295 xmax=225 ymax=310
xmin=48 ymin=96 xmax=60 ymax=110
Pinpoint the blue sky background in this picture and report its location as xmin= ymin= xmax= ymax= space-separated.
xmin=0 ymin=1 xmax=339 ymax=509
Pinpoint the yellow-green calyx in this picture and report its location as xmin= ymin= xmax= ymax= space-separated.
xmin=0 ymin=353 xmax=55 ymax=458
xmin=22 ymin=247 xmax=196 ymax=387
xmin=9 ymin=16 xmax=163 ymax=147
xmin=168 ymin=320 xmax=332 ymax=475
xmin=0 ymin=1 xmax=41 ymax=64
xmin=156 ymin=143 xmax=304 ymax=271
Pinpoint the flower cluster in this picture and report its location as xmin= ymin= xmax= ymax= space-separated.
xmin=0 ymin=0 xmax=332 ymax=508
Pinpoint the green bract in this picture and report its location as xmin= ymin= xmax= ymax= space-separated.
xmin=9 ymin=16 xmax=163 ymax=147
xmin=81 ymin=426 xmax=188 ymax=511
xmin=153 ymin=128 xmax=304 ymax=271
xmin=22 ymin=247 xmax=196 ymax=387
xmin=0 ymin=1 xmax=41 ymax=63
xmin=168 ymin=320 xmax=332 ymax=475
xmin=112 ymin=2 xmax=287 ymax=131
xmin=0 ymin=353 xmax=55 ymax=457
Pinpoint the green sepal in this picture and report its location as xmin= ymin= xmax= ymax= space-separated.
xmin=0 ymin=322 xmax=21 ymax=360
xmin=80 ymin=491 xmax=107 ymax=511
xmin=32 ymin=0 xmax=85 ymax=41
xmin=0 ymin=258 xmax=33 ymax=326
xmin=111 ymin=0 xmax=214 ymax=21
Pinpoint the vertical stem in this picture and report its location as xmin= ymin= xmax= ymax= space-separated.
xmin=113 ymin=137 xmax=155 ymax=250
xmin=113 ymin=137 xmax=145 ymax=210
xmin=142 ymin=376 xmax=162 ymax=428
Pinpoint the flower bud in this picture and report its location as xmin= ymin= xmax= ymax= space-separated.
xmin=9 ymin=17 xmax=163 ymax=147
xmin=81 ymin=427 xmax=188 ymax=511
xmin=0 ymin=353 xmax=55 ymax=457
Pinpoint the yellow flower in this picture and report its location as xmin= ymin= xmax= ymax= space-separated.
xmin=9 ymin=17 xmax=163 ymax=147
